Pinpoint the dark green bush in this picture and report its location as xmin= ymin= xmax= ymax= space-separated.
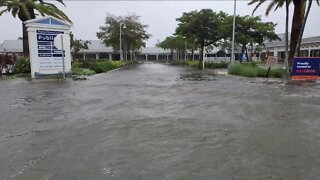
xmin=270 ymin=68 xmax=286 ymax=78
xmin=13 ymin=57 xmax=31 ymax=74
xmin=205 ymin=62 xmax=229 ymax=69
xmin=71 ymin=68 xmax=96 ymax=76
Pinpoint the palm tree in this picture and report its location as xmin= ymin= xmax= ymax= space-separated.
xmin=248 ymin=0 xmax=319 ymax=71
xmin=285 ymin=0 xmax=289 ymax=75
xmin=295 ymin=0 xmax=319 ymax=57
xmin=0 ymin=0 xmax=71 ymax=57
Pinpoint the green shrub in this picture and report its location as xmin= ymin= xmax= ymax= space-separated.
xmin=91 ymin=61 xmax=126 ymax=73
xmin=13 ymin=57 xmax=31 ymax=74
xmin=187 ymin=60 xmax=199 ymax=67
xmin=170 ymin=60 xmax=188 ymax=66
xmin=205 ymin=62 xmax=229 ymax=69
xmin=256 ymin=68 xmax=268 ymax=77
xmin=71 ymin=60 xmax=127 ymax=73
xmin=71 ymin=68 xmax=96 ymax=76
xmin=228 ymin=63 xmax=286 ymax=78
xmin=270 ymin=68 xmax=286 ymax=78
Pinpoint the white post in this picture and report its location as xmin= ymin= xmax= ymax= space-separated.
xmin=61 ymin=35 xmax=65 ymax=80
xmin=231 ymin=0 xmax=237 ymax=63
xmin=202 ymin=47 xmax=205 ymax=70
xmin=120 ymin=23 xmax=122 ymax=61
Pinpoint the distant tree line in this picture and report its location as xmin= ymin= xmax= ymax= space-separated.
xmin=158 ymin=9 xmax=279 ymax=65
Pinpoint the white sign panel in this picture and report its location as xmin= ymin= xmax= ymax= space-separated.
xmin=25 ymin=16 xmax=72 ymax=79
xmin=36 ymin=30 xmax=65 ymax=69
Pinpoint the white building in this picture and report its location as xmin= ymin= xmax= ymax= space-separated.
xmin=1 ymin=35 xmax=320 ymax=62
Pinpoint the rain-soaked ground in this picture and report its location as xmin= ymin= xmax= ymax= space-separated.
xmin=1 ymin=62 xmax=320 ymax=180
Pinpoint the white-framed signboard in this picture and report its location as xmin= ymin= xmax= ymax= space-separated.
xmin=25 ymin=16 xmax=72 ymax=78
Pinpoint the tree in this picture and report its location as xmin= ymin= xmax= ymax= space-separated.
xmin=96 ymin=14 xmax=151 ymax=61
xmin=248 ymin=0 xmax=319 ymax=70
xmin=157 ymin=36 xmax=191 ymax=61
xmin=175 ymin=9 xmax=227 ymax=63
xmin=70 ymin=32 xmax=90 ymax=60
xmin=285 ymin=0 xmax=290 ymax=75
xmin=0 ymin=0 xmax=71 ymax=57
xmin=222 ymin=15 xmax=279 ymax=62
xmin=295 ymin=0 xmax=318 ymax=57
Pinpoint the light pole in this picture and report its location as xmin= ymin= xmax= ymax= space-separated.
xmin=231 ymin=0 xmax=237 ymax=63
xmin=120 ymin=22 xmax=126 ymax=61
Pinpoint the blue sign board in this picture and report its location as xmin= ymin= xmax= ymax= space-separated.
xmin=291 ymin=57 xmax=320 ymax=80
xmin=36 ymin=30 xmax=64 ymax=58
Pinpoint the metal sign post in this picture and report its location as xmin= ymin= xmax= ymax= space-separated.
xmin=60 ymin=34 xmax=66 ymax=80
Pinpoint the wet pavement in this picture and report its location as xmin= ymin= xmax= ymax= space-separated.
xmin=1 ymin=62 xmax=320 ymax=180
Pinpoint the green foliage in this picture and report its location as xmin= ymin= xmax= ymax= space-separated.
xmin=71 ymin=68 xmax=96 ymax=76
xmin=205 ymin=62 xmax=229 ymax=69
xmin=269 ymin=68 xmax=287 ymax=78
xmin=157 ymin=36 xmax=184 ymax=51
xmin=187 ymin=60 xmax=199 ymax=67
xmin=170 ymin=60 xmax=188 ymax=66
xmin=175 ymin=10 xmax=227 ymax=47
xmin=70 ymin=32 xmax=91 ymax=56
xmin=0 ymin=0 xmax=71 ymax=22
xmin=170 ymin=60 xmax=229 ymax=69
xmin=91 ymin=61 xmax=126 ymax=73
xmin=228 ymin=63 xmax=286 ymax=78
xmin=13 ymin=57 xmax=30 ymax=74
xmin=96 ymin=14 xmax=151 ymax=55
xmin=175 ymin=10 xmax=227 ymax=60
xmin=71 ymin=60 xmax=127 ymax=75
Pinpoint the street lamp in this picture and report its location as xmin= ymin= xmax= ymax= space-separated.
xmin=231 ymin=0 xmax=237 ymax=63
xmin=120 ymin=22 xmax=126 ymax=61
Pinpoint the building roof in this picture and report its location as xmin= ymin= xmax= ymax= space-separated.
xmin=139 ymin=47 xmax=171 ymax=54
xmin=1 ymin=35 xmax=320 ymax=54
xmin=0 ymin=40 xmax=23 ymax=53
xmin=80 ymin=40 xmax=113 ymax=53
xmin=265 ymin=36 xmax=320 ymax=48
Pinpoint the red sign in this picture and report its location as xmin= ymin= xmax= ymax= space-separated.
xmin=266 ymin=56 xmax=278 ymax=66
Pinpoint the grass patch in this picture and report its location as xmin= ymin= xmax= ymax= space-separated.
xmin=170 ymin=60 xmax=229 ymax=69
xmin=0 ymin=74 xmax=19 ymax=80
xmin=71 ymin=68 xmax=96 ymax=76
xmin=228 ymin=63 xmax=286 ymax=78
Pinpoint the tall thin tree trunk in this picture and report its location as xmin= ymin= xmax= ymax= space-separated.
xmin=284 ymin=0 xmax=290 ymax=75
xmin=199 ymin=45 xmax=204 ymax=68
xmin=289 ymin=0 xmax=305 ymax=67
xmin=244 ymin=45 xmax=249 ymax=62
xmin=295 ymin=0 xmax=312 ymax=57
xmin=250 ymin=42 xmax=254 ymax=62
xmin=240 ymin=44 xmax=245 ymax=63
xmin=22 ymin=23 xmax=30 ymax=58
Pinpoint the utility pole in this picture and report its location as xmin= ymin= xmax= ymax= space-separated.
xmin=231 ymin=0 xmax=237 ymax=63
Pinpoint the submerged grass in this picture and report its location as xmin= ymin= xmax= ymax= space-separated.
xmin=71 ymin=60 xmax=128 ymax=75
xmin=228 ymin=63 xmax=287 ymax=78
xmin=170 ymin=60 xmax=229 ymax=69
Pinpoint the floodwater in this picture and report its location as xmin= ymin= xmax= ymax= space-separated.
xmin=1 ymin=63 xmax=320 ymax=180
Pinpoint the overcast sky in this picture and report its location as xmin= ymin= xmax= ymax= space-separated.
xmin=0 ymin=1 xmax=319 ymax=47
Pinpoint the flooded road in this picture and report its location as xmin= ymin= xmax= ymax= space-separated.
xmin=1 ymin=63 xmax=320 ymax=180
